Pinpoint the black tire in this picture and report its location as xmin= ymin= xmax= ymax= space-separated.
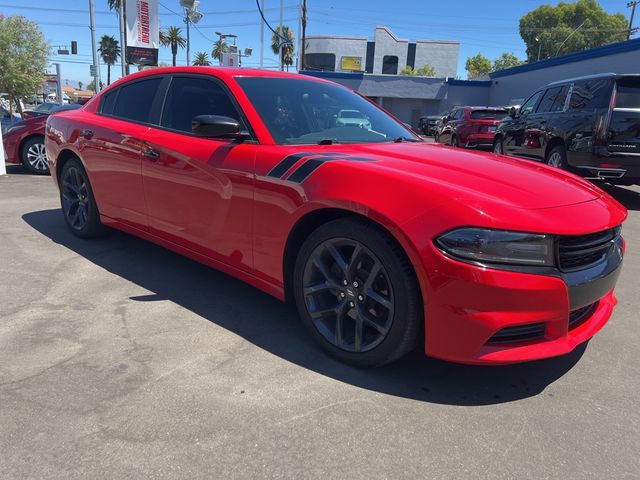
xmin=545 ymin=145 xmax=567 ymax=169
xmin=293 ymin=218 xmax=423 ymax=367
xmin=451 ymin=134 xmax=459 ymax=147
xmin=21 ymin=136 xmax=49 ymax=175
xmin=59 ymin=158 xmax=104 ymax=238
xmin=434 ymin=133 xmax=440 ymax=143
xmin=493 ymin=137 xmax=504 ymax=154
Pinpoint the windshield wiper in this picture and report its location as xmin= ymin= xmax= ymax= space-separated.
xmin=392 ymin=136 xmax=421 ymax=143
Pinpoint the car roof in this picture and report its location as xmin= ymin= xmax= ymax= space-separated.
xmin=546 ymin=72 xmax=640 ymax=87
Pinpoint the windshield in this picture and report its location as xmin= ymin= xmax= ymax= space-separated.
xmin=470 ymin=109 xmax=507 ymax=120
xmin=616 ymin=78 xmax=640 ymax=109
xmin=236 ymin=77 xmax=418 ymax=145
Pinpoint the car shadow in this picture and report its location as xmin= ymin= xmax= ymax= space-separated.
xmin=22 ymin=209 xmax=586 ymax=406
xmin=597 ymin=183 xmax=640 ymax=212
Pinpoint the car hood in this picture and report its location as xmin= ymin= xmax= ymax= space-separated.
xmin=328 ymin=142 xmax=603 ymax=210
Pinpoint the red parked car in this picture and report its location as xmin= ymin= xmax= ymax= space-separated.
xmin=45 ymin=67 xmax=626 ymax=366
xmin=436 ymin=106 xmax=508 ymax=148
xmin=3 ymin=104 xmax=80 ymax=174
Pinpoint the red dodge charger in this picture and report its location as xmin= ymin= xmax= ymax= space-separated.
xmin=45 ymin=67 xmax=627 ymax=366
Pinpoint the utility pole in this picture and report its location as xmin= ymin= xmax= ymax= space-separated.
xmin=119 ymin=0 xmax=127 ymax=77
xmin=628 ymin=1 xmax=639 ymax=40
xmin=259 ymin=0 xmax=265 ymax=68
xmin=89 ymin=0 xmax=101 ymax=92
xmin=300 ymin=0 xmax=307 ymax=71
xmin=278 ymin=0 xmax=284 ymax=71
xmin=186 ymin=11 xmax=191 ymax=65
xmin=55 ymin=63 xmax=63 ymax=104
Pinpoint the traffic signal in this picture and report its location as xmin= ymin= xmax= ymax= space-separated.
xmin=71 ymin=41 xmax=77 ymax=55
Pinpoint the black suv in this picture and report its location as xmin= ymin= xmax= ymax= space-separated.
xmin=493 ymin=73 xmax=640 ymax=185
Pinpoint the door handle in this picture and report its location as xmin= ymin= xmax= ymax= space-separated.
xmin=81 ymin=129 xmax=93 ymax=139
xmin=143 ymin=147 xmax=160 ymax=160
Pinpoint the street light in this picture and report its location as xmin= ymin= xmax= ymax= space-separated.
xmin=182 ymin=0 xmax=203 ymax=65
xmin=535 ymin=36 xmax=542 ymax=61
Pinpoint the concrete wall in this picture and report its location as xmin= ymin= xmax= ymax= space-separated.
xmin=372 ymin=26 xmax=408 ymax=75
xmin=487 ymin=42 xmax=640 ymax=106
xmin=305 ymin=35 xmax=368 ymax=72
xmin=414 ymin=40 xmax=460 ymax=78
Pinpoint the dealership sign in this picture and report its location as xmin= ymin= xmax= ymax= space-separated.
xmin=340 ymin=56 xmax=363 ymax=72
xmin=125 ymin=0 xmax=159 ymax=65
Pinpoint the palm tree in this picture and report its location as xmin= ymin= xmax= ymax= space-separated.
xmin=98 ymin=35 xmax=121 ymax=86
xmin=192 ymin=52 xmax=211 ymax=66
xmin=271 ymin=26 xmax=295 ymax=71
xmin=160 ymin=27 xmax=186 ymax=67
xmin=211 ymin=39 xmax=229 ymax=64
xmin=107 ymin=0 xmax=121 ymax=9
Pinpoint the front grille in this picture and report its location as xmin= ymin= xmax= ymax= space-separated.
xmin=487 ymin=323 xmax=546 ymax=344
xmin=557 ymin=228 xmax=618 ymax=271
xmin=569 ymin=302 xmax=598 ymax=330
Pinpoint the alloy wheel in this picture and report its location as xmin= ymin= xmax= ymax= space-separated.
xmin=61 ymin=166 xmax=90 ymax=231
xmin=302 ymin=238 xmax=395 ymax=353
xmin=26 ymin=142 xmax=48 ymax=172
xmin=548 ymin=151 xmax=563 ymax=168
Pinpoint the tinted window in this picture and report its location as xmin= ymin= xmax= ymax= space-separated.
xmin=100 ymin=90 xmax=118 ymax=115
xmin=520 ymin=90 xmax=543 ymax=116
xmin=382 ymin=56 xmax=398 ymax=75
xmin=161 ymin=76 xmax=243 ymax=133
xmin=470 ymin=109 xmax=507 ymax=119
xmin=454 ymin=109 xmax=464 ymax=120
xmin=537 ymin=87 xmax=562 ymax=113
xmin=112 ymin=78 xmax=162 ymax=123
xmin=305 ymin=53 xmax=336 ymax=72
xmin=569 ymin=79 xmax=611 ymax=111
xmin=236 ymin=77 xmax=415 ymax=145
xmin=615 ymin=78 xmax=640 ymax=108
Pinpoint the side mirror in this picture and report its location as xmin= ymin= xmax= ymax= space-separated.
xmin=191 ymin=115 xmax=249 ymax=139
xmin=509 ymin=106 xmax=518 ymax=118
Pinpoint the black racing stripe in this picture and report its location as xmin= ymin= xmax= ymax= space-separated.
xmin=286 ymin=155 xmax=375 ymax=183
xmin=267 ymin=152 xmax=314 ymax=178
xmin=287 ymin=158 xmax=328 ymax=183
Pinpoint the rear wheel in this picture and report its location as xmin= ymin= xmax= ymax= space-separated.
xmin=293 ymin=218 xmax=422 ymax=367
xmin=451 ymin=134 xmax=459 ymax=147
xmin=546 ymin=145 xmax=567 ymax=169
xmin=21 ymin=136 xmax=49 ymax=174
xmin=59 ymin=158 xmax=104 ymax=238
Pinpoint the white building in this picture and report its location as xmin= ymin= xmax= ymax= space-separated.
xmin=304 ymin=26 xmax=459 ymax=78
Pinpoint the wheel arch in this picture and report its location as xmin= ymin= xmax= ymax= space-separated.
xmin=544 ymin=136 xmax=566 ymax=160
xmin=55 ymin=148 xmax=83 ymax=184
xmin=282 ymin=206 xmax=427 ymax=309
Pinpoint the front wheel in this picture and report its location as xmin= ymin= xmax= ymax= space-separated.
xmin=293 ymin=218 xmax=423 ymax=367
xmin=546 ymin=145 xmax=567 ymax=169
xmin=451 ymin=134 xmax=459 ymax=148
xmin=59 ymin=158 xmax=104 ymax=238
xmin=493 ymin=137 xmax=504 ymax=154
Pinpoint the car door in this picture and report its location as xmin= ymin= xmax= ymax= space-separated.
xmin=503 ymin=90 xmax=543 ymax=156
xmin=80 ymin=76 xmax=165 ymax=230
xmin=439 ymin=109 xmax=457 ymax=144
xmin=140 ymin=74 xmax=256 ymax=272
xmin=521 ymin=86 xmax=567 ymax=161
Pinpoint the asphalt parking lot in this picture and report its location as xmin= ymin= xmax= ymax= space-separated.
xmin=1 ymin=164 xmax=639 ymax=479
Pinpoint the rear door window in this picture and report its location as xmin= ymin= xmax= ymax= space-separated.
xmin=100 ymin=89 xmax=118 ymax=115
xmin=112 ymin=77 xmax=163 ymax=124
xmin=536 ymin=86 xmax=569 ymax=113
xmin=568 ymin=79 xmax=611 ymax=111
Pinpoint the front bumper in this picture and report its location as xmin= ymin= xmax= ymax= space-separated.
xmin=423 ymin=237 xmax=623 ymax=365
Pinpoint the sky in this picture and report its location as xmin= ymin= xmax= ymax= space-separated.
xmin=0 ymin=0 xmax=636 ymax=87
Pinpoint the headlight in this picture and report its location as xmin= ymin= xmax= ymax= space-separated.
xmin=6 ymin=124 xmax=25 ymax=134
xmin=436 ymin=228 xmax=554 ymax=267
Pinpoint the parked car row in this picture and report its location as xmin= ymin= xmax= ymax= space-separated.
xmin=2 ymin=104 xmax=81 ymax=174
